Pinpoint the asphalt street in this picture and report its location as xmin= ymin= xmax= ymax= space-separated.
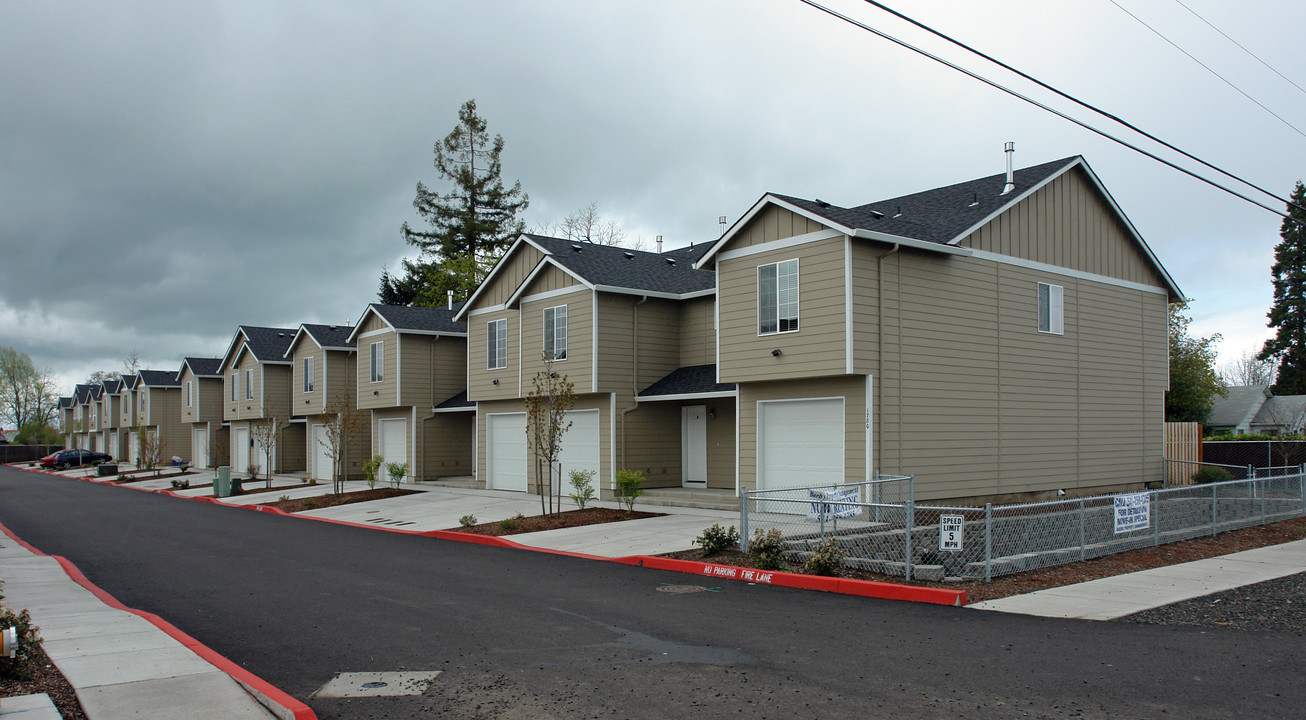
xmin=2 ymin=466 xmax=1303 ymax=719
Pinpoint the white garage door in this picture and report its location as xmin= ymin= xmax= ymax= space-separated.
xmin=193 ymin=427 xmax=209 ymax=470
xmin=233 ymin=426 xmax=250 ymax=475
xmin=378 ymin=418 xmax=408 ymax=481
xmin=758 ymin=398 xmax=844 ymax=491
xmin=487 ymin=413 xmax=527 ymax=492
xmin=557 ymin=410 xmax=600 ymax=494
xmin=129 ymin=431 xmax=140 ymax=465
xmin=311 ymin=423 xmax=333 ymax=482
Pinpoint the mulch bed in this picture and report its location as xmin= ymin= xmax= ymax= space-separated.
xmin=201 ymin=482 xmax=318 ymax=498
xmin=451 ymin=507 xmax=662 ymax=536
xmin=258 ymin=488 xmax=419 ymax=513
xmin=0 ymin=645 xmax=88 ymax=720
xmin=110 ymin=470 xmax=192 ymax=484
xmin=661 ymin=516 xmax=1306 ymax=604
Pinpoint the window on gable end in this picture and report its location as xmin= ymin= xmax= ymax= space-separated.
xmin=487 ymin=319 xmax=507 ymax=370
xmin=758 ymin=258 xmax=799 ymax=335
xmin=544 ymin=306 xmax=567 ymax=360
xmin=370 ymin=341 xmax=384 ymax=383
xmin=304 ymin=356 xmax=315 ymax=393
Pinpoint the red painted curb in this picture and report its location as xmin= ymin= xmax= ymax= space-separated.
xmin=0 ymin=520 xmax=317 ymax=720
xmin=15 ymin=465 xmax=968 ymax=607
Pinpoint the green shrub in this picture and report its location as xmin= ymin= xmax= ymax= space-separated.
xmin=499 ymin=514 xmax=524 ymax=531
xmin=748 ymin=528 xmax=788 ymax=571
xmin=1191 ymin=466 xmax=1235 ymax=484
xmin=804 ymin=537 xmax=846 ymax=576
xmin=459 ymin=514 xmax=478 ymax=528
xmin=615 ymin=469 xmax=645 ymax=512
xmin=362 ymin=455 xmax=385 ymax=489
xmin=278 ymin=495 xmax=291 ymax=502
xmin=693 ymin=523 xmax=740 ymax=557
xmin=0 ymin=580 xmax=42 ymax=680
xmin=386 ymin=461 xmax=409 ymax=487
xmin=568 ymin=469 xmax=596 ymax=510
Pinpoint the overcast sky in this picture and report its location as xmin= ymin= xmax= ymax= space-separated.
xmin=3 ymin=0 xmax=1304 ymax=397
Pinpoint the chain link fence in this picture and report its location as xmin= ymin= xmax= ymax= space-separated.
xmin=741 ymin=470 xmax=1306 ymax=582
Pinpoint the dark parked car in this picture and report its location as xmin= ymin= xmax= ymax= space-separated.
xmin=40 ymin=449 xmax=113 ymax=469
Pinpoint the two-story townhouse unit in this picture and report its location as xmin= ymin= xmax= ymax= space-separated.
xmin=87 ymin=384 xmax=104 ymax=452
xmin=455 ymin=235 xmax=726 ymax=497
xmin=98 ymin=379 xmax=123 ymax=459
xmin=177 ymin=357 xmax=227 ymax=470
xmin=134 ymin=370 xmax=187 ymax=463
xmin=346 ymin=304 xmax=470 ymax=483
xmin=58 ymin=396 xmax=75 ymax=448
xmin=285 ymin=324 xmax=368 ymax=482
xmin=689 ymin=154 xmax=1181 ymax=503
xmin=117 ymin=375 xmax=141 ymax=463
xmin=70 ymin=384 xmax=95 ymax=451
xmin=219 ymin=326 xmax=305 ymax=477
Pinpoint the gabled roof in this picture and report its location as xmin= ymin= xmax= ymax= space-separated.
xmin=346 ymin=304 xmax=467 ymax=343
xmin=693 ymin=156 xmax=1183 ymax=299
xmin=285 ymin=324 xmax=357 ymax=358
xmin=220 ymin=325 xmax=298 ymax=369
xmin=1206 ymin=385 xmax=1270 ymax=428
xmin=101 ymin=379 xmax=121 ymax=394
xmin=138 ymin=369 xmax=181 ymax=388
xmin=433 ymin=390 xmax=475 ymax=413
xmin=73 ymin=384 xmax=92 ymax=403
xmin=637 ymin=364 xmax=737 ymax=400
xmin=1251 ymin=395 xmax=1306 ymax=431
xmin=59 ymin=396 xmax=74 ymax=409
xmin=119 ymin=374 xmax=139 ymax=390
xmin=89 ymin=385 xmax=104 ymax=400
xmin=180 ymin=357 xmax=223 ymax=379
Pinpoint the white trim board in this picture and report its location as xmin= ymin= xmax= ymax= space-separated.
xmin=635 ymin=390 xmax=738 ymax=403
xmin=969 ymin=250 xmax=1169 ymax=296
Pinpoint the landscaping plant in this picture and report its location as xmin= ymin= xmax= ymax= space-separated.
xmin=386 ymin=461 xmax=409 ymax=487
xmin=568 ymin=469 xmax=596 ymax=510
xmin=459 ymin=514 xmax=478 ymax=528
xmin=693 ymin=523 xmax=741 ymax=557
xmin=1191 ymin=466 xmax=1235 ymax=484
xmin=803 ymin=537 xmax=846 ymax=576
xmin=362 ymin=455 xmax=385 ymax=489
xmin=499 ymin=514 xmax=523 ymax=531
xmin=615 ymin=468 xmax=645 ymax=512
xmin=748 ymin=528 xmax=788 ymax=571
xmin=0 ymin=580 xmax=42 ymax=680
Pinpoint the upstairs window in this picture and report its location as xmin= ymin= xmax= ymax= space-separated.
xmin=186 ymin=381 xmax=193 ymax=407
xmin=304 ymin=356 xmax=315 ymax=393
xmin=758 ymin=259 xmax=799 ymax=335
xmin=370 ymin=341 xmax=384 ymax=383
xmin=543 ymin=306 xmax=568 ymax=361
xmin=230 ymin=373 xmax=237 ymax=402
xmin=1038 ymin=282 xmax=1064 ymax=335
xmin=245 ymin=369 xmax=254 ymax=399
xmin=487 ymin=319 xmax=508 ymax=370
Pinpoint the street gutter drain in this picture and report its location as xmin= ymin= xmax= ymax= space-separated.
xmin=657 ymin=584 xmax=709 ymax=595
xmin=311 ymin=671 xmax=442 ymax=698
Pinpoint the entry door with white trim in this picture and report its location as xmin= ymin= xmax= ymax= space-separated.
xmin=193 ymin=427 xmax=209 ymax=470
xmin=682 ymin=405 xmax=707 ymax=487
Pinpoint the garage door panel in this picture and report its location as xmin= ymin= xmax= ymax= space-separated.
xmin=759 ymin=399 xmax=844 ymax=491
xmin=488 ymin=414 xmax=528 ymax=492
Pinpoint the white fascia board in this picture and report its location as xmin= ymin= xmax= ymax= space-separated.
xmin=714 ymin=228 xmax=844 ymax=263
xmin=393 ymin=329 xmax=468 ymax=338
xmin=454 ymin=234 xmax=554 ymax=321
xmin=591 ymin=285 xmax=714 ymax=301
xmin=283 ymin=327 xmax=317 ymax=359
xmin=468 ymin=303 xmax=508 ymax=317
xmin=694 ymin=194 xmax=852 ymax=269
xmin=947 ymin=158 xmax=1078 ymax=249
xmin=519 ymin=285 xmax=590 ymax=306
xmin=635 ymin=390 xmax=738 ymax=403
xmin=505 ymin=257 xmax=593 ymax=308
xmin=968 ymin=250 xmax=1169 ymax=296
xmin=431 ymin=404 xmax=476 ymax=414
xmin=346 ymin=306 xmax=394 ymax=344
xmin=850 ymin=229 xmax=974 ymax=256
xmin=218 ymin=328 xmax=250 ymax=373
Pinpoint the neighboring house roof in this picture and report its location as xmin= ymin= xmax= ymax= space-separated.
xmin=137 ymin=369 xmax=181 ymax=388
xmin=285 ymin=324 xmax=357 ymax=358
xmin=74 ymin=384 xmax=92 ymax=403
xmin=1205 ymin=385 xmax=1271 ymax=430
xmin=101 ymin=379 xmax=122 ymax=394
xmin=433 ymin=390 xmax=475 ymax=412
xmin=694 ymin=155 xmax=1183 ymax=299
xmin=220 ymin=325 xmax=298 ymax=369
xmin=1251 ymin=395 xmax=1306 ymax=433
xmin=120 ymin=374 xmax=140 ymax=390
xmin=346 ymin=304 xmax=467 ymax=343
xmin=89 ymin=385 xmax=103 ymax=400
xmin=59 ymin=397 xmax=74 ymax=409
xmin=638 ymin=364 xmax=737 ymax=399
xmin=180 ymin=357 xmax=224 ymax=379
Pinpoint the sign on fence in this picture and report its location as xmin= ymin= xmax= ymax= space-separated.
xmin=808 ymin=486 xmax=860 ymax=520
xmin=1113 ymin=492 xmax=1150 ymax=534
xmin=939 ymin=515 xmax=964 ymax=551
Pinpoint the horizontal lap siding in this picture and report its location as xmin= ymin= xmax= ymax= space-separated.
xmin=357 ymin=330 xmax=398 ymax=410
xmin=596 ymin=295 xmax=634 ymax=393
xmin=521 ymin=290 xmax=591 ymax=392
xmin=291 ymin=347 xmax=324 ymax=416
xmin=179 ymin=369 xmax=198 ymax=424
xmin=428 ymin=338 xmax=467 ymax=407
xmin=468 ymin=309 xmax=520 ymax=401
xmin=398 ymin=335 xmax=433 ymax=408
xmin=738 ymin=376 xmax=866 ymax=492
xmin=634 ymin=298 xmax=680 ymax=391
xmin=622 ymin=401 xmax=681 ymax=488
xmin=719 ymin=240 xmax=846 ymax=383
xmin=324 ymin=351 xmax=355 ymax=409
xmin=1077 ymin=282 xmax=1148 ymax=485
xmin=262 ymin=365 xmax=291 ymax=420
xmin=706 ymin=399 xmax=737 ymax=489
xmin=679 ymin=297 xmax=716 ymax=369
xmin=198 ymin=377 xmax=222 ymax=423
xmin=421 ymin=412 xmax=473 ymax=480
xmin=850 ymin=243 xmax=880 ymax=375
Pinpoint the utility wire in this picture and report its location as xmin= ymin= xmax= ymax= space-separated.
xmin=1172 ymin=0 xmax=1306 ymax=100
xmin=794 ymin=0 xmax=1292 ymax=221
xmin=1109 ymin=0 xmax=1306 ymax=140
xmin=859 ymin=0 xmax=1303 ymax=214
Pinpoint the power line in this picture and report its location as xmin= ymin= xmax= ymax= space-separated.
xmin=1108 ymin=0 xmax=1306 ymax=140
xmin=1172 ymin=0 xmax=1306 ymax=101
xmin=857 ymin=0 xmax=1302 ymax=214
xmin=793 ymin=0 xmax=1293 ymax=221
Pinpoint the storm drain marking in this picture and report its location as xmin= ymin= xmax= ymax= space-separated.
xmin=311 ymin=671 xmax=442 ymax=698
xmin=656 ymin=584 xmax=720 ymax=595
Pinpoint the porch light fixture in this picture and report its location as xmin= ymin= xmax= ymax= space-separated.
xmin=492 ymin=379 xmax=500 ymax=385
xmin=771 ymin=348 xmax=782 ymax=357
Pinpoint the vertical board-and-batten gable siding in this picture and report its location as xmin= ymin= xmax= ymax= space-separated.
xmin=520 ymin=288 xmax=592 ymax=392
xmin=738 ymin=376 xmax=867 ymax=493
xmin=528 ymin=263 xmax=582 ymax=295
xmin=718 ymin=239 xmax=847 ymax=383
xmin=961 ymin=167 xmax=1168 ymax=288
xmin=730 ymin=205 xmax=830 ymax=249
xmin=476 ymin=244 xmax=547 ymax=308
xmin=679 ymin=297 xmax=716 ymax=368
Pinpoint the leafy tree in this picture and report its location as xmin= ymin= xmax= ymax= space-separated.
xmin=1166 ymin=301 xmax=1224 ymax=423
xmin=1259 ymin=181 xmax=1306 ymax=394
xmin=524 ymin=356 xmax=575 ymax=516
xmin=14 ymin=421 xmax=60 ymax=445
xmin=0 ymin=347 xmax=58 ymax=429
xmin=382 ymin=99 xmax=528 ymax=305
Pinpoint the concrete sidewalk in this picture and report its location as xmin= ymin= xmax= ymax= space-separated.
xmin=969 ymin=538 xmax=1306 ymax=620
xmin=0 ymin=532 xmax=280 ymax=719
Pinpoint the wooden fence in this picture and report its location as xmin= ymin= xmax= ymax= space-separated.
xmin=1164 ymin=422 xmax=1202 ymax=485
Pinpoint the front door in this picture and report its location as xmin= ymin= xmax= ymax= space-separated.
xmin=682 ymin=405 xmax=707 ymax=487
xmin=233 ymin=426 xmax=250 ymax=475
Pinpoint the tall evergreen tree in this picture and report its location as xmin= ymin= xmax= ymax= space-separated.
xmin=381 ymin=99 xmax=528 ymax=306
xmin=1259 ymin=181 xmax=1306 ymax=394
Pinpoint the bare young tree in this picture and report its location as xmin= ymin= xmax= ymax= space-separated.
xmin=524 ymin=355 xmax=576 ymax=516
xmin=1221 ymin=346 xmax=1278 ymax=387
xmin=538 ymin=202 xmax=648 ymax=250
xmin=250 ymin=416 xmax=283 ymax=489
xmin=0 ymin=347 xmax=59 ymax=429
xmin=138 ymin=430 xmax=162 ymax=472
xmin=318 ymin=396 xmax=365 ymax=496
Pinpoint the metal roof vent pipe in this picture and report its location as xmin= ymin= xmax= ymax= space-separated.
xmin=656 ymin=235 xmax=663 ymax=253
xmin=1001 ymin=141 xmax=1015 ymax=195
xmin=447 ymin=289 xmax=454 ymax=310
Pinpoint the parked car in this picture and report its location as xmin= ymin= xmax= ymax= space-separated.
xmin=40 ymin=449 xmax=112 ymax=469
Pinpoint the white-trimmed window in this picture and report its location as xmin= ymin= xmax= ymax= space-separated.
xmin=543 ymin=305 xmax=567 ymax=360
xmin=370 ymin=341 xmax=384 ymax=383
xmin=230 ymin=373 xmax=237 ymax=402
xmin=303 ymin=356 xmax=315 ymax=393
xmin=186 ymin=381 xmax=193 ymax=407
xmin=487 ymin=319 xmax=507 ymax=370
xmin=758 ymin=259 xmax=799 ymax=335
xmin=245 ymin=369 xmax=254 ymax=399
xmin=1038 ymin=282 xmax=1064 ymax=335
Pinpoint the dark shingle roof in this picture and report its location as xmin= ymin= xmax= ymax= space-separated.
xmin=182 ymin=357 xmax=224 ymax=377
xmin=89 ymin=385 xmax=104 ymax=399
xmin=638 ymin=364 xmax=736 ymax=398
xmin=101 ymin=379 xmax=122 ymax=394
xmin=369 ymin=304 xmax=467 ymax=334
xmin=300 ymin=324 xmax=356 ymax=349
xmin=138 ymin=369 xmax=180 ymax=387
xmin=525 ymin=234 xmax=716 ymax=295
xmin=59 ymin=396 xmax=74 ymax=409
xmin=74 ymin=384 xmax=92 ymax=403
xmin=120 ymin=375 xmax=139 ymax=390
xmin=1206 ymin=385 xmax=1269 ymax=428
xmin=434 ymin=390 xmax=475 ymax=411
xmin=772 ymin=156 xmax=1078 ymax=245
xmin=239 ymin=326 xmax=298 ymax=362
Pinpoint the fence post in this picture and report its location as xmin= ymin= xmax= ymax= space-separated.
xmin=1152 ymin=489 xmax=1159 ymax=547
xmin=1260 ymin=477 xmax=1266 ymax=525
xmin=984 ymin=503 xmax=992 ymax=583
xmin=1211 ymin=483 xmax=1217 ymax=537
xmin=904 ymin=498 xmax=914 ymax=581
xmin=1078 ymin=499 xmax=1086 ymax=562
xmin=740 ymin=488 xmax=750 ymax=553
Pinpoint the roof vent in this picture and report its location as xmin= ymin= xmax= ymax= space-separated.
xmin=868 ymin=209 xmax=884 ymax=219
xmin=656 ymin=235 xmax=663 ymax=253
xmin=893 ymin=205 xmax=902 ymax=218
xmin=571 ymin=243 xmax=582 ymax=252
xmin=277 ymin=332 xmax=285 ymax=337
xmin=969 ymin=192 xmax=979 ymax=208
xmin=666 ymin=258 xmax=676 ymax=266
xmin=815 ymin=198 xmax=830 ymax=208
xmin=624 ymin=251 xmax=634 ymax=259
xmin=1000 ymin=141 xmax=1015 ymax=195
